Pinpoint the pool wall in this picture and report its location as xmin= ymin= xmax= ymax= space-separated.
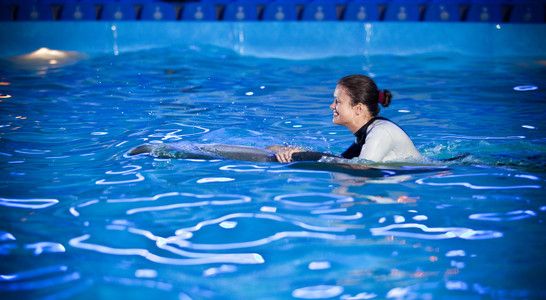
xmin=1 ymin=22 xmax=546 ymax=59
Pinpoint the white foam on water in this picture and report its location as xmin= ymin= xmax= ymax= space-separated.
xmin=260 ymin=206 xmax=277 ymax=213
xmin=386 ymin=287 xmax=409 ymax=299
xmin=203 ymin=264 xmax=237 ymax=277
xmin=413 ymin=215 xmax=428 ymax=221
xmin=25 ymin=242 xmax=66 ymax=255
xmin=0 ymin=197 xmax=59 ymax=209
xmin=197 ymin=177 xmax=235 ymax=184
xmin=308 ymin=261 xmax=331 ymax=270
xmin=416 ymin=173 xmax=541 ymax=190
xmin=135 ymin=269 xmax=157 ymax=278
xmin=513 ymin=85 xmax=538 ymax=91
xmin=371 ymin=223 xmax=503 ymax=240
xmin=446 ymin=281 xmax=468 ymax=291
xmin=341 ymin=292 xmax=377 ymax=299
xmin=469 ymin=210 xmax=536 ymax=221
xmin=446 ymin=250 xmax=466 ymax=258
xmin=219 ymin=221 xmax=237 ymax=229
xmin=292 ymin=285 xmax=344 ymax=299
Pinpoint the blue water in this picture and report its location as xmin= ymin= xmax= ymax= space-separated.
xmin=0 ymin=47 xmax=545 ymax=299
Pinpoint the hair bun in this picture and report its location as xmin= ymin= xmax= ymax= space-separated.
xmin=379 ymin=89 xmax=392 ymax=107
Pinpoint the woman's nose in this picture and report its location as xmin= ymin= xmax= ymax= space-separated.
xmin=329 ymin=101 xmax=335 ymax=110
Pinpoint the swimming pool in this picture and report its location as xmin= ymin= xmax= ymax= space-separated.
xmin=1 ymin=23 xmax=546 ymax=299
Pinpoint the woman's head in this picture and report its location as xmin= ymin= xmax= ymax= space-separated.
xmin=336 ymin=74 xmax=392 ymax=117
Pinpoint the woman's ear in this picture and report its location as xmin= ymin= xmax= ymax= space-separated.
xmin=355 ymin=103 xmax=365 ymax=115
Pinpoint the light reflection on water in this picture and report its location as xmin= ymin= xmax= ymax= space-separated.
xmin=0 ymin=47 xmax=545 ymax=299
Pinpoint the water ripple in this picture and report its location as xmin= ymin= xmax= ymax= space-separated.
xmin=318 ymin=212 xmax=363 ymax=220
xmin=174 ymin=212 xmax=348 ymax=236
xmin=219 ymin=164 xmax=269 ymax=172
xmin=106 ymin=192 xmax=180 ymax=203
xmin=96 ymin=164 xmax=145 ymax=185
xmin=292 ymin=285 xmax=344 ymax=299
xmin=135 ymin=269 xmax=157 ymax=279
xmin=168 ymin=231 xmax=354 ymax=251
xmin=446 ymin=250 xmax=466 ymax=257
xmin=13 ymin=148 xmax=51 ymax=155
xmin=0 ymin=265 xmax=67 ymax=282
xmin=274 ymin=193 xmax=353 ymax=208
xmin=0 ymin=231 xmax=16 ymax=241
xmin=386 ymin=287 xmax=409 ymax=299
xmin=203 ymin=264 xmax=237 ymax=277
xmin=219 ymin=163 xmax=331 ymax=174
xmin=123 ymin=194 xmax=251 ymax=215
xmin=0 ymin=265 xmax=80 ymax=292
xmin=148 ymin=123 xmax=210 ymax=141
xmin=370 ymin=223 xmax=503 ymax=240
xmin=25 ymin=242 xmax=66 ymax=255
xmin=95 ymin=173 xmax=145 ymax=185
xmin=469 ymin=210 xmax=536 ymax=222
xmin=69 ymin=234 xmax=264 ymax=265
xmin=341 ymin=292 xmax=377 ymax=299
xmin=105 ymin=165 xmax=142 ymax=175
xmin=0 ymin=197 xmax=59 ymax=209
xmin=415 ymin=173 xmax=541 ymax=190
xmin=308 ymin=261 xmax=331 ymax=270
xmin=102 ymin=276 xmax=172 ymax=291
xmin=196 ymin=177 xmax=235 ymax=184
xmin=440 ymin=135 xmax=526 ymax=140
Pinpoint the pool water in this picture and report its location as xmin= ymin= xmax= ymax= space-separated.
xmin=1 ymin=47 xmax=545 ymax=299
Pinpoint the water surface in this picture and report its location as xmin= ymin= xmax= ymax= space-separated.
xmin=0 ymin=47 xmax=545 ymax=299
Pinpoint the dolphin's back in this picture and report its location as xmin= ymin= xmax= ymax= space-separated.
xmin=128 ymin=142 xmax=277 ymax=162
xmin=128 ymin=142 xmax=336 ymax=162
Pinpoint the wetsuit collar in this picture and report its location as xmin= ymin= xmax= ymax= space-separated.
xmin=354 ymin=117 xmax=382 ymax=146
xmin=341 ymin=116 xmax=389 ymax=159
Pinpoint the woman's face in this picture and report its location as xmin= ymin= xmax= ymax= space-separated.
xmin=330 ymin=85 xmax=358 ymax=127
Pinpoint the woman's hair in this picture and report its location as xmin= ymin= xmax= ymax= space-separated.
xmin=337 ymin=74 xmax=392 ymax=116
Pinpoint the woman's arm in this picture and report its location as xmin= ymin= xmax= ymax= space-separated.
xmin=267 ymin=145 xmax=304 ymax=163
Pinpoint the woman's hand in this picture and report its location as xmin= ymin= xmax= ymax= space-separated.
xmin=267 ymin=145 xmax=304 ymax=163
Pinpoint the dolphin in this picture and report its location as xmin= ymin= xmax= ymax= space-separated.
xmin=128 ymin=142 xmax=333 ymax=162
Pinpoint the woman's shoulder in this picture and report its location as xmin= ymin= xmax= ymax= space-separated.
xmin=369 ymin=118 xmax=400 ymax=133
xmin=369 ymin=118 xmax=411 ymax=141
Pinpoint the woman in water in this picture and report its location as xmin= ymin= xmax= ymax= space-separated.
xmin=129 ymin=74 xmax=423 ymax=164
xmin=272 ymin=74 xmax=423 ymax=163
